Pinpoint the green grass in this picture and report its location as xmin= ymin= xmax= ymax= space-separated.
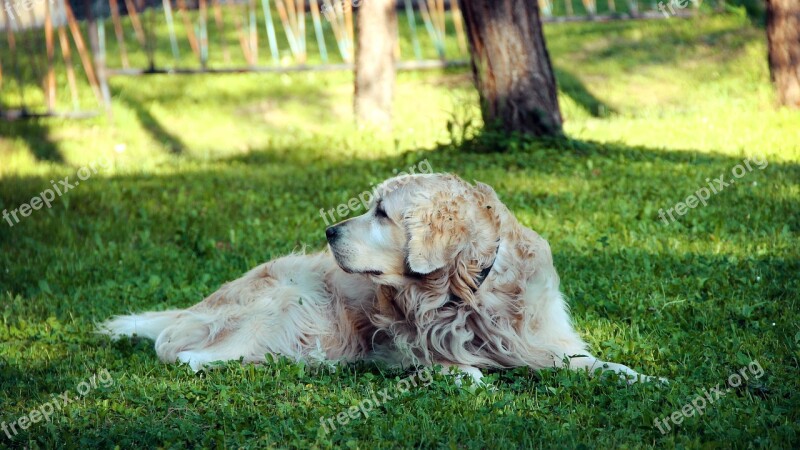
xmin=1 ymin=13 xmax=799 ymax=449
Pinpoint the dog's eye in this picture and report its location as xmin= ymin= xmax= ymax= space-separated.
xmin=375 ymin=205 xmax=389 ymax=219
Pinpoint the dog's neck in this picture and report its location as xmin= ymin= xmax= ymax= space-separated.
xmin=448 ymin=240 xmax=501 ymax=304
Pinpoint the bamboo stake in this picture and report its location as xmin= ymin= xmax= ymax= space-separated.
xmin=321 ymin=0 xmax=347 ymax=61
xmin=581 ymin=0 xmax=596 ymax=15
xmin=109 ymin=0 xmax=129 ymax=67
xmin=214 ymin=0 xmax=231 ymax=63
xmin=249 ymin=0 xmax=257 ymax=63
xmin=176 ymin=0 xmax=201 ymax=57
xmin=295 ymin=0 xmax=305 ymax=62
xmin=424 ymin=0 xmax=437 ymax=40
xmin=403 ymin=0 xmax=422 ymax=60
xmin=1 ymin=0 xmax=23 ymax=104
xmin=200 ymin=0 xmax=209 ymax=65
xmin=233 ymin=5 xmax=254 ymax=64
xmin=434 ymin=0 xmax=445 ymax=42
xmin=343 ymin=0 xmax=353 ymax=61
xmin=274 ymin=0 xmax=299 ymax=57
xmin=309 ymin=0 xmax=327 ymax=63
xmin=123 ymin=0 xmax=146 ymax=45
xmin=260 ymin=0 xmax=279 ymax=64
xmin=57 ymin=20 xmax=80 ymax=108
xmin=163 ymin=0 xmax=181 ymax=60
xmin=565 ymin=0 xmax=574 ymax=16
xmin=284 ymin=0 xmax=297 ymax=37
xmin=449 ymin=0 xmax=467 ymax=54
xmin=418 ymin=0 xmax=443 ymax=58
xmin=3 ymin=0 xmax=21 ymax=30
xmin=45 ymin=0 xmax=56 ymax=110
xmin=212 ymin=0 xmax=230 ymax=63
xmin=63 ymin=0 xmax=103 ymax=103
xmin=26 ymin=7 xmax=48 ymax=102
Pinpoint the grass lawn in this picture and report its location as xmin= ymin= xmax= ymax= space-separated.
xmin=1 ymin=11 xmax=799 ymax=449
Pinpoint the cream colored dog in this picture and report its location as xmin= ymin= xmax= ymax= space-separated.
xmin=101 ymin=173 xmax=658 ymax=383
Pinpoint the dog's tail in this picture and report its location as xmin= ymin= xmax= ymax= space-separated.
xmin=98 ymin=310 xmax=184 ymax=341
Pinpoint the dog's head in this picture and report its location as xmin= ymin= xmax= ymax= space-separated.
xmin=326 ymin=173 xmax=503 ymax=300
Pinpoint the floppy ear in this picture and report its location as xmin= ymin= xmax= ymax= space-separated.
xmin=404 ymin=197 xmax=467 ymax=275
xmin=405 ymin=182 xmax=501 ymax=288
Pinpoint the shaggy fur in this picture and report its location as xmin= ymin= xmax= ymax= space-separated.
xmin=100 ymin=173 xmax=658 ymax=383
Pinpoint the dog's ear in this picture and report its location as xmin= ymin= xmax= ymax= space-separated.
xmin=404 ymin=183 xmax=502 ymax=298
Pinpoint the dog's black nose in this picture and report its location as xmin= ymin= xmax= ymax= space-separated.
xmin=325 ymin=226 xmax=338 ymax=241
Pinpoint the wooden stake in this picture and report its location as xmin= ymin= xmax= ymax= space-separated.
xmin=176 ymin=0 xmax=201 ymax=57
xmin=344 ymin=0 xmax=354 ymax=61
xmin=434 ymin=0 xmax=445 ymax=42
xmin=212 ymin=0 xmax=230 ymax=63
xmin=322 ymin=0 xmax=347 ymax=61
xmin=200 ymin=0 xmax=209 ymax=65
xmin=1 ymin=0 xmax=16 ymax=98
xmin=309 ymin=0 xmax=328 ymax=63
xmin=418 ymin=0 xmax=443 ymax=58
xmin=108 ymin=0 xmax=129 ymax=68
xmin=275 ymin=0 xmax=299 ymax=57
xmin=450 ymin=0 xmax=468 ymax=54
xmin=233 ymin=6 xmax=254 ymax=64
xmin=162 ymin=0 xmax=181 ymax=60
xmin=63 ymin=0 xmax=103 ymax=103
xmin=249 ymin=0 xmax=257 ymax=63
xmin=261 ymin=0 xmax=280 ymax=63
xmin=45 ymin=0 xmax=56 ymax=110
xmin=123 ymin=0 xmax=146 ymax=45
xmin=58 ymin=25 xmax=80 ymax=109
xmin=284 ymin=0 xmax=297 ymax=37
xmin=295 ymin=0 xmax=305 ymax=62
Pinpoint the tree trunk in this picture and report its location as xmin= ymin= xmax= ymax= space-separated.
xmin=354 ymin=0 xmax=397 ymax=130
xmin=458 ymin=0 xmax=562 ymax=136
xmin=766 ymin=0 xmax=800 ymax=108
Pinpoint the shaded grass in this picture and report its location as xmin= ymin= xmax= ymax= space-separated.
xmin=1 ymin=13 xmax=799 ymax=450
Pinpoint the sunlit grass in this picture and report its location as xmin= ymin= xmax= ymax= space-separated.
xmin=0 ymin=12 xmax=798 ymax=449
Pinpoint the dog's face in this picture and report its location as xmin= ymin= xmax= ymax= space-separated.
xmin=326 ymin=173 xmax=503 ymax=292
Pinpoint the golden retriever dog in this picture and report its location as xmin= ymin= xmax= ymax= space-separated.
xmin=101 ymin=173 xmax=659 ymax=383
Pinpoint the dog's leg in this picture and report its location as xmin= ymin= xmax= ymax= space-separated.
xmin=524 ymin=287 xmax=664 ymax=383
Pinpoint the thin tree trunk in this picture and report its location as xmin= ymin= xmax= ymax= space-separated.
xmin=766 ymin=0 xmax=800 ymax=108
xmin=354 ymin=0 xmax=397 ymax=131
xmin=458 ymin=0 xmax=562 ymax=136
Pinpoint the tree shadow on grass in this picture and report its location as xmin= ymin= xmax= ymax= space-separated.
xmin=0 ymin=105 xmax=64 ymax=163
xmin=111 ymin=86 xmax=186 ymax=155
xmin=555 ymin=67 xmax=617 ymax=117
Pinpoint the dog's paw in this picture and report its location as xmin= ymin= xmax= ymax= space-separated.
xmin=176 ymin=351 xmax=209 ymax=372
xmin=439 ymin=364 xmax=497 ymax=392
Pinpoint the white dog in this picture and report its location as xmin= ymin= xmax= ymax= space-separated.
xmin=101 ymin=173 xmax=659 ymax=383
